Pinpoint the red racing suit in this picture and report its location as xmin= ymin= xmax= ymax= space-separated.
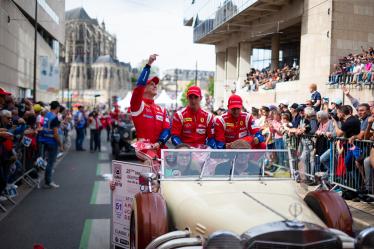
xmin=110 ymin=108 xmax=120 ymax=124
xmin=214 ymin=112 xmax=265 ymax=149
xmin=130 ymin=65 xmax=171 ymax=162
xmin=171 ymin=107 xmax=215 ymax=148
xmin=130 ymin=90 xmax=170 ymax=144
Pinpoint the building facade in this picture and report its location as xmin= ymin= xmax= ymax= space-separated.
xmin=185 ymin=0 xmax=374 ymax=109
xmin=61 ymin=7 xmax=132 ymax=107
xmin=162 ymin=68 xmax=214 ymax=90
xmin=0 ymin=0 xmax=65 ymax=102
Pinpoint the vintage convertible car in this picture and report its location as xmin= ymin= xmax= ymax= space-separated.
xmin=129 ymin=149 xmax=374 ymax=249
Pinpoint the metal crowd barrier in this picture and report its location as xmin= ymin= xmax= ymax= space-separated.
xmin=285 ymin=134 xmax=374 ymax=196
xmin=0 ymin=142 xmax=40 ymax=212
xmin=0 ymin=130 xmax=71 ymax=212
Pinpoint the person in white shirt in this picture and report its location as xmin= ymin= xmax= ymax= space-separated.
xmin=352 ymin=60 xmax=363 ymax=84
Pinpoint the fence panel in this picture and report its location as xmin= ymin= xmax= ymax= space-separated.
xmin=285 ymin=134 xmax=374 ymax=195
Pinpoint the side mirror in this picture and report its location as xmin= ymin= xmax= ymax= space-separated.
xmin=139 ymin=173 xmax=157 ymax=193
xmin=355 ymin=227 xmax=374 ymax=249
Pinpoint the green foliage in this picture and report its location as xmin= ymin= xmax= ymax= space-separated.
xmin=208 ymin=76 xmax=214 ymax=96
xmin=180 ymin=81 xmax=194 ymax=107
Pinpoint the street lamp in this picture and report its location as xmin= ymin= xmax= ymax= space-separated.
xmin=33 ymin=0 xmax=38 ymax=102
xmin=94 ymin=94 xmax=101 ymax=107
xmin=174 ymin=69 xmax=178 ymax=110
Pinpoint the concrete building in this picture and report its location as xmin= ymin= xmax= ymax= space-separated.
xmin=185 ymin=0 xmax=374 ymax=110
xmin=0 ymin=0 xmax=65 ymax=102
xmin=60 ymin=7 xmax=132 ymax=107
xmin=162 ymin=68 xmax=214 ymax=92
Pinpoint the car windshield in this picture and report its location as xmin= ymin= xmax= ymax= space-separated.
xmin=161 ymin=149 xmax=292 ymax=180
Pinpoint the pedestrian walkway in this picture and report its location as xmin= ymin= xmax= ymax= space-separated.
xmin=0 ymin=135 xmax=115 ymax=249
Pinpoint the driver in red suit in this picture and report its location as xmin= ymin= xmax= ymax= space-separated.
xmin=130 ymin=54 xmax=170 ymax=160
xmin=171 ymin=86 xmax=215 ymax=148
xmin=110 ymin=104 xmax=120 ymax=123
xmin=214 ymin=94 xmax=266 ymax=149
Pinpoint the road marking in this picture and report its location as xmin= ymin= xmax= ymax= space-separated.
xmin=99 ymin=153 xmax=109 ymax=161
xmin=101 ymin=145 xmax=108 ymax=152
xmin=96 ymin=163 xmax=111 ymax=176
xmin=79 ymin=219 xmax=92 ymax=249
xmin=90 ymin=181 xmax=111 ymax=205
xmin=79 ymin=219 xmax=110 ymax=249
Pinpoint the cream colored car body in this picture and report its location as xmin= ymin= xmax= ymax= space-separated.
xmin=160 ymin=179 xmax=326 ymax=238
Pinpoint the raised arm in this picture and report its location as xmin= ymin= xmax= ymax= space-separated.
xmin=130 ymin=54 xmax=158 ymax=113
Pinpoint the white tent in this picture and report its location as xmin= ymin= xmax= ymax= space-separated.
xmin=155 ymin=90 xmax=174 ymax=108
xmin=117 ymin=92 xmax=132 ymax=111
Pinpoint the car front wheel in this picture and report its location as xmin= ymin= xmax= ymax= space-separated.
xmin=130 ymin=192 xmax=168 ymax=249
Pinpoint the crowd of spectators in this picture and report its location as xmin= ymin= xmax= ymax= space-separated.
xmin=328 ymin=47 xmax=374 ymax=86
xmin=244 ymin=83 xmax=374 ymax=202
xmin=0 ymin=90 xmax=121 ymax=205
xmin=0 ymin=89 xmax=73 ymax=203
xmin=242 ymin=64 xmax=299 ymax=92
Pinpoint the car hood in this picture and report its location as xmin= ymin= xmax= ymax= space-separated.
xmin=160 ymin=180 xmax=325 ymax=237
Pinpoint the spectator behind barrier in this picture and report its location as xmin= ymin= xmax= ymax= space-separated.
xmin=328 ymin=46 xmax=374 ymax=86
xmin=242 ymin=64 xmax=299 ymax=92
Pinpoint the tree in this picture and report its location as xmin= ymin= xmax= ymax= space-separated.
xmin=208 ymin=76 xmax=214 ymax=96
xmin=180 ymin=81 xmax=194 ymax=107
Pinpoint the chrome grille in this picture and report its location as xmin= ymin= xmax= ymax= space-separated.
xmin=249 ymin=238 xmax=340 ymax=249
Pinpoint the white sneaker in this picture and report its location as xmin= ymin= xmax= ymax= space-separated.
xmin=44 ymin=182 xmax=60 ymax=189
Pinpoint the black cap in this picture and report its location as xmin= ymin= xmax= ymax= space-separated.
xmin=297 ymin=105 xmax=305 ymax=112
xmin=290 ymin=103 xmax=299 ymax=109
xmin=50 ymin=101 xmax=60 ymax=110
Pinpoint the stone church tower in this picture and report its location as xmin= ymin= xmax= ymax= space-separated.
xmin=60 ymin=7 xmax=132 ymax=106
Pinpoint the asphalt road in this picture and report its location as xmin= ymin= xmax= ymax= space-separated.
xmin=0 ymin=134 xmax=136 ymax=249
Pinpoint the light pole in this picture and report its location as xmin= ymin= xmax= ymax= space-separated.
xmin=33 ymin=0 xmax=38 ymax=102
xmin=94 ymin=94 xmax=100 ymax=108
xmin=174 ymin=68 xmax=178 ymax=109
xmin=195 ymin=60 xmax=198 ymax=86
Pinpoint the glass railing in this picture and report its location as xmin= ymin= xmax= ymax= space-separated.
xmin=192 ymin=0 xmax=259 ymax=42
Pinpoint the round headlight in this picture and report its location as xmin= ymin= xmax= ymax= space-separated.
xmin=355 ymin=227 xmax=374 ymax=249
xmin=123 ymin=132 xmax=129 ymax=138
xmin=205 ymin=231 xmax=241 ymax=249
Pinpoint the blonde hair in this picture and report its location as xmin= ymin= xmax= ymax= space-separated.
xmin=309 ymin=83 xmax=317 ymax=91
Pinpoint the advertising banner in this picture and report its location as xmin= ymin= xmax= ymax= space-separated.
xmin=111 ymin=161 xmax=151 ymax=248
xmin=39 ymin=56 xmax=60 ymax=93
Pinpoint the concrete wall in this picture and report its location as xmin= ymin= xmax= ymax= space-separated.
xmin=299 ymin=0 xmax=332 ymax=84
xmin=13 ymin=0 xmax=65 ymax=43
xmin=330 ymin=0 xmax=374 ymax=64
xmin=0 ymin=0 xmax=64 ymax=102
xmin=227 ymin=81 xmax=373 ymax=111
xmin=211 ymin=0 xmax=373 ymax=110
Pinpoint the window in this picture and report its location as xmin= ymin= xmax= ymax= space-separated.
xmin=250 ymin=48 xmax=282 ymax=71
xmin=37 ymin=0 xmax=60 ymax=24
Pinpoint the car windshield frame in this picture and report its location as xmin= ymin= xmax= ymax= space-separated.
xmin=160 ymin=149 xmax=294 ymax=181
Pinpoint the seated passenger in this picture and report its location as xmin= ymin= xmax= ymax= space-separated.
xmin=215 ymin=152 xmax=261 ymax=176
xmin=170 ymin=144 xmax=202 ymax=176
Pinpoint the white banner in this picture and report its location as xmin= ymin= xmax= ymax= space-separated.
xmin=112 ymin=161 xmax=151 ymax=248
xmin=39 ymin=56 xmax=60 ymax=93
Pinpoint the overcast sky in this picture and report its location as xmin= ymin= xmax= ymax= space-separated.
xmin=65 ymin=0 xmax=215 ymax=73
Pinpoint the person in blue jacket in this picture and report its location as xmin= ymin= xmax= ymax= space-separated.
xmin=39 ymin=101 xmax=63 ymax=188
xmin=74 ymin=105 xmax=86 ymax=151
